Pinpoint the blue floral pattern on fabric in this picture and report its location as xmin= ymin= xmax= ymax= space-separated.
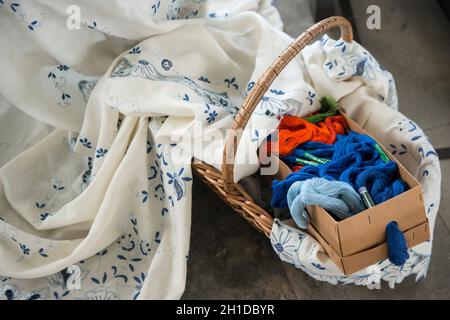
xmin=110 ymin=57 xmax=239 ymax=115
xmin=1 ymin=0 xmax=46 ymax=30
xmin=319 ymin=34 xmax=398 ymax=110
xmin=270 ymin=219 xmax=432 ymax=288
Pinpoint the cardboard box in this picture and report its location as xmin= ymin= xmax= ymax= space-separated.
xmin=275 ymin=110 xmax=429 ymax=275
xmin=307 ymin=221 xmax=430 ymax=275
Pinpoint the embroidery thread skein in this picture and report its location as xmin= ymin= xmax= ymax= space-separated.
xmin=287 ymin=178 xmax=365 ymax=229
xmin=386 ymin=221 xmax=410 ymax=266
xmin=352 ymin=162 xmax=407 ymax=205
xmin=285 ymin=149 xmax=330 ymax=164
xmin=293 ymin=141 xmax=336 ymax=158
xmin=282 ymin=156 xmax=321 ymax=167
xmin=276 ymin=115 xmax=347 ymax=156
xmin=304 ymin=96 xmax=339 ymax=123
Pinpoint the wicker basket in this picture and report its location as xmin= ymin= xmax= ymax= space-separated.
xmin=191 ymin=17 xmax=353 ymax=238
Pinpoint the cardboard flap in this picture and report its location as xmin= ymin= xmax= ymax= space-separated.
xmin=309 ymin=221 xmax=430 ymax=275
xmin=337 ymin=185 xmax=426 ymax=256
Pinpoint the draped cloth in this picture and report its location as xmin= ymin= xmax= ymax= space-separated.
xmin=0 ymin=0 xmax=440 ymax=299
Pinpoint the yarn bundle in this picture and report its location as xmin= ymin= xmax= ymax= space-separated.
xmin=287 ymin=178 xmax=365 ymax=229
xmin=271 ymin=132 xmax=408 ymax=209
xmin=303 ymin=95 xmax=339 ymax=123
xmin=270 ymin=96 xmax=409 ymax=266
xmin=276 ymin=115 xmax=347 ymax=156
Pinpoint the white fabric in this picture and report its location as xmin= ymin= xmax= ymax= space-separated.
xmin=0 ymin=0 xmax=440 ymax=300
xmin=0 ymin=0 xmax=287 ymax=300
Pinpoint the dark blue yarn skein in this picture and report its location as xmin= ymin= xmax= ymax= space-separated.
xmin=386 ymin=221 xmax=410 ymax=266
xmin=293 ymin=141 xmax=335 ymax=158
xmin=352 ymin=162 xmax=408 ymax=204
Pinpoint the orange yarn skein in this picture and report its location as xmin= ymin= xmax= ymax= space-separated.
xmin=276 ymin=115 xmax=347 ymax=156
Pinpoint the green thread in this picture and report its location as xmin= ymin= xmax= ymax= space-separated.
xmin=295 ymin=158 xmax=320 ymax=167
xmin=302 ymin=152 xmax=331 ymax=164
xmin=374 ymin=143 xmax=390 ymax=163
xmin=304 ymin=96 xmax=339 ymax=123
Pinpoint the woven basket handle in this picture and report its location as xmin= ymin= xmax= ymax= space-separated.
xmin=221 ymin=16 xmax=353 ymax=189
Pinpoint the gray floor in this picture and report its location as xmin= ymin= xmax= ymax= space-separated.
xmin=183 ymin=0 xmax=450 ymax=299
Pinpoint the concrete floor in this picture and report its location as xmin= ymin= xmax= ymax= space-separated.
xmin=183 ymin=0 xmax=450 ymax=299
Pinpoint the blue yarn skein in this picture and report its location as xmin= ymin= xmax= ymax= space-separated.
xmin=271 ymin=168 xmax=319 ymax=208
xmin=281 ymin=141 xmax=335 ymax=166
xmin=287 ymin=178 xmax=365 ymax=229
xmin=353 ymin=162 xmax=408 ymax=204
xmin=386 ymin=221 xmax=409 ymax=265
xmin=294 ymin=141 xmax=335 ymax=158
xmin=332 ymin=131 xmax=377 ymax=160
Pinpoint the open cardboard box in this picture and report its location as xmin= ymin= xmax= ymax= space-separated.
xmin=274 ymin=109 xmax=430 ymax=275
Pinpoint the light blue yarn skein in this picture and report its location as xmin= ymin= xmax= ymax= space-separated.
xmin=287 ymin=178 xmax=365 ymax=229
